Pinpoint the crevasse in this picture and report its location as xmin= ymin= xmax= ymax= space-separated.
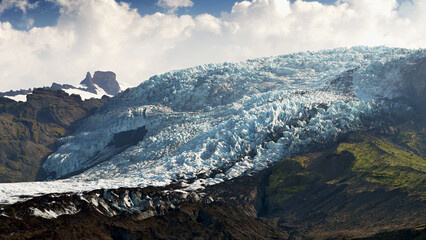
xmin=39 ymin=46 xmax=423 ymax=191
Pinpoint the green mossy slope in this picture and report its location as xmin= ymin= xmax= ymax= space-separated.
xmin=264 ymin=118 xmax=426 ymax=238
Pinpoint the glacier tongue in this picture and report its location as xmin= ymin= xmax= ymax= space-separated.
xmin=2 ymin=46 xmax=424 ymax=204
xmin=44 ymin=47 xmax=423 ymax=182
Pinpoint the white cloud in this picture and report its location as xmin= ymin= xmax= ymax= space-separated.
xmin=0 ymin=0 xmax=37 ymax=14
xmin=157 ymin=0 xmax=194 ymax=13
xmin=0 ymin=0 xmax=425 ymax=91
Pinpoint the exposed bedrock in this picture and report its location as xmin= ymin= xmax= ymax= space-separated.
xmin=403 ymin=57 xmax=426 ymax=113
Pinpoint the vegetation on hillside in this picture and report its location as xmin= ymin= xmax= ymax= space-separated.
xmin=264 ymin=117 xmax=426 ymax=238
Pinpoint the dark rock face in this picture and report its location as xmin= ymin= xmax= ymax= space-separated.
xmin=354 ymin=226 xmax=426 ymax=240
xmin=92 ymin=71 xmax=120 ymax=95
xmin=0 ymin=89 xmax=32 ymax=98
xmin=108 ymin=126 xmax=148 ymax=148
xmin=0 ymin=89 xmax=109 ymax=183
xmin=50 ymin=83 xmax=75 ymax=90
xmin=0 ymin=186 xmax=288 ymax=240
xmin=80 ymin=72 xmax=96 ymax=93
xmin=404 ymin=57 xmax=426 ymax=113
xmin=80 ymin=71 xmax=121 ymax=96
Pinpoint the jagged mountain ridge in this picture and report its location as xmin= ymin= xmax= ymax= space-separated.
xmin=0 ymin=71 xmax=122 ymax=102
xmin=80 ymin=71 xmax=121 ymax=96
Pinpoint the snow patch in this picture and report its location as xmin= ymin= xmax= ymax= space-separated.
xmin=64 ymin=84 xmax=111 ymax=100
xmin=4 ymin=94 xmax=27 ymax=102
xmin=30 ymin=205 xmax=79 ymax=219
xmin=118 ymin=81 xmax=135 ymax=92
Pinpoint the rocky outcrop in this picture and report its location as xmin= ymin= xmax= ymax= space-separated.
xmin=0 ymin=89 xmax=109 ymax=183
xmin=80 ymin=71 xmax=120 ymax=95
xmin=0 ymin=185 xmax=287 ymax=240
xmin=50 ymin=83 xmax=75 ymax=90
xmin=92 ymin=71 xmax=120 ymax=95
xmin=1 ymin=71 xmax=121 ymax=101
xmin=80 ymin=72 xmax=96 ymax=93
xmin=0 ymin=89 xmax=31 ymax=98
xmin=404 ymin=57 xmax=426 ymax=113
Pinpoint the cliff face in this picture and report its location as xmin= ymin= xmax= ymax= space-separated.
xmin=404 ymin=57 xmax=426 ymax=112
xmin=0 ymin=89 xmax=109 ymax=183
xmin=80 ymin=71 xmax=120 ymax=95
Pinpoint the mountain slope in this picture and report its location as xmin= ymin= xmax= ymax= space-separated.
xmin=40 ymin=47 xmax=424 ymax=189
xmin=0 ymin=46 xmax=425 ymax=239
xmin=0 ymin=116 xmax=424 ymax=239
xmin=261 ymin=119 xmax=426 ymax=238
xmin=0 ymin=89 xmax=109 ymax=182
xmin=0 ymin=46 xmax=424 ymax=203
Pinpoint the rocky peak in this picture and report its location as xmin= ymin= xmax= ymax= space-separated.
xmin=93 ymin=71 xmax=120 ymax=95
xmin=85 ymin=72 xmax=92 ymax=80
xmin=80 ymin=72 xmax=96 ymax=94
xmin=80 ymin=71 xmax=120 ymax=96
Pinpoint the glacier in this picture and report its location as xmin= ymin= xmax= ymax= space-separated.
xmin=0 ymin=46 xmax=425 ymax=204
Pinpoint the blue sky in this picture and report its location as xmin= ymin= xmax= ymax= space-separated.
xmin=3 ymin=0 xmax=234 ymax=29
xmin=0 ymin=0 xmax=423 ymax=91
xmin=0 ymin=0 xmax=377 ymax=30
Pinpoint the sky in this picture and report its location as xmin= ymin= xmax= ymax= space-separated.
xmin=0 ymin=0 xmax=425 ymax=91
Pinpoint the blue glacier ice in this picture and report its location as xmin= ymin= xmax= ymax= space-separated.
xmin=43 ymin=46 xmax=425 ymax=184
xmin=1 ymin=46 xmax=424 ymax=204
